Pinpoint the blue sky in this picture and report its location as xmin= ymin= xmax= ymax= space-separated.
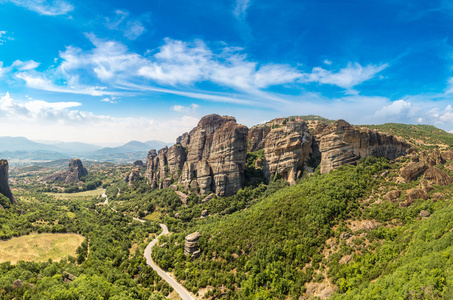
xmin=0 ymin=0 xmax=453 ymax=144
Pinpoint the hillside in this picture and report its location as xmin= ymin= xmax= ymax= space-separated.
xmin=362 ymin=123 xmax=453 ymax=150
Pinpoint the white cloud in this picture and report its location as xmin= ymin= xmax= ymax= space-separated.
xmin=170 ymin=103 xmax=199 ymax=114
xmin=302 ymin=62 xmax=389 ymax=90
xmin=105 ymin=10 xmax=146 ymax=40
xmin=101 ymin=97 xmax=117 ymax=104
xmin=6 ymin=35 xmax=388 ymax=104
xmin=374 ymin=99 xmax=416 ymax=119
xmin=4 ymin=0 xmax=73 ymax=16
xmin=323 ymin=59 xmax=332 ymax=65
xmin=12 ymin=60 xmax=40 ymax=70
xmin=0 ymin=31 xmax=14 ymax=45
xmin=0 ymin=92 xmax=198 ymax=144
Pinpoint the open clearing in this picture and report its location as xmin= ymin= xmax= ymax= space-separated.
xmin=46 ymin=189 xmax=104 ymax=200
xmin=0 ymin=233 xmax=84 ymax=264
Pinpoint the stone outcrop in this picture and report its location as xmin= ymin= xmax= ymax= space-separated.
xmin=132 ymin=160 xmax=144 ymax=168
xmin=45 ymin=158 xmax=88 ymax=184
xmin=441 ymin=150 xmax=453 ymax=161
xmin=247 ymin=126 xmax=271 ymax=152
xmin=145 ymin=114 xmax=248 ymax=197
xmin=0 ymin=160 xmax=16 ymax=205
xmin=318 ymin=120 xmax=410 ymax=174
xmin=141 ymin=115 xmax=411 ymax=197
xmin=184 ymin=231 xmax=201 ymax=258
xmin=262 ymin=120 xmax=313 ymax=184
xmin=423 ymin=167 xmax=453 ymax=186
xmin=384 ymin=190 xmax=401 ymax=202
xmin=400 ymin=162 xmax=428 ymax=182
xmin=124 ymin=168 xmax=141 ymax=187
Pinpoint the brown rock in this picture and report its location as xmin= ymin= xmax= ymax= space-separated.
xmin=201 ymin=209 xmax=208 ymax=218
xmin=44 ymin=158 xmax=88 ymax=185
xmin=262 ymin=120 xmax=313 ymax=184
xmin=167 ymin=144 xmax=186 ymax=175
xmin=255 ymin=157 xmax=264 ymax=169
xmin=12 ymin=279 xmax=24 ymax=289
xmin=432 ymin=192 xmax=445 ymax=201
xmin=384 ymin=190 xmax=401 ymax=202
xmin=339 ymin=254 xmax=353 ymax=264
xmin=201 ymin=193 xmax=214 ymax=203
xmin=0 ymin=160 xmax=16 ymax=205
xmin=441 ymin=150 xmax=453 ymax=161
xmin=423 ymin=167 xmax=453 ymax=186
xmin=318 ymin=120 xmax=410 ymax=174
xmin=175 ymin=191 xmax=188 ymax=205
xmin=176 ymin=132 xmax=190 ymax=147
xmin=132 ymin=160 xmax=144 ymax=167
xmin=419 ymin=210 xmax=431 ymax=218
xmin=247 ymin=125 xmax=271 ymax=152
xmin=406 ymin=188 xmax=429 ymax=202
xmin=124 ymin=168 xmax=140 ymax=187
xmin=400 ymin=162 xmax=428 ymax=182
xmin=184 ymin=231 xmax=201 ymax=256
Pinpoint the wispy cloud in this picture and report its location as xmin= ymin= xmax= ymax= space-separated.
xmin=6 ymin=35 xmax=388 ymax=105
xmin=100 ymin=97 xmax=117 ymax=104
xmin=0 ymin=30 xmax=14 ymax=45
xmin=302 ymin=62 xmax=389 ymax=91
xmin=233 ymin=0 xmax=251 ymax=19
xmin=3 ymin=0 xmax=73 ymax=16
xmin=105 ymin=10 xmax=146 ymax=40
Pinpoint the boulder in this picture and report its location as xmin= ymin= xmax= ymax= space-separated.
xmin=400 ymin=162 xmax=428 ymax=182
xmin=423 ymin=167 xmax=453 ymax=186
xmin=184 ymin=232 xmax=202 ymax=257
xmin=419 ymin=210 xmax=431 ymax=218
xmin=384 ymin=190 xmax=401 ymax=202
xmin=201 ymin=209 xmax=209 ymax=218
xmin=132 ymin=160 xmax=144 ymax=167
xmin=432 ymin=192 xmax=445 ymax=201
xmin=406 ymin=188 xmax=429 ymax=202
xmin=441 ymin=150 xmax=453 ymax=161
xmin=124 ymin=168 xmax=140 ymax=187
xmin=12 ymin=279 xmax=24 ymax=289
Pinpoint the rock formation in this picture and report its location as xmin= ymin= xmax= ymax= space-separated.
xmin=45 ymin=158 xmax=88 ymax=184
xmin=423 ymin=167 xmax=453 ymax=186
xmin=132 ymin=160 xmax=144 ymax=168
xmin=124 ymin=168 xmax=141 ymax=187
xmin=141 ymin=115 xmax=412 ymax=197
xmin=318 ymin=120 xmax=410 ymax=174
xmin=0 ymin=159 xmax=16 ymax=205
xmin=400 ymin=162 xmax=428 ymax=182
xmin=262 ymin=120 xmax=313 ymax=184
xmin=145 ymin=114 xmax=248 ymax=197
xmin=184 ymin=231 xmax=201 ymax=258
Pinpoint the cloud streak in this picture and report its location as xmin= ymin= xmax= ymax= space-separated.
xmin=3 ymin=0 xmax=73 ymax=16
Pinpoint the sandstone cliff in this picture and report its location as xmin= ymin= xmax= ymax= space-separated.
xmin=145 ymin=114 xmax=248 ymax=196
xmin=0 ymin=159 xmax=16 ymax=205
xmin=262 ymin=120 xmax=313 ymax=184
xmin=318 ymin=120 xmax=410 ymax=174
xmin=45 ymin=158 xmax=88 ymax=184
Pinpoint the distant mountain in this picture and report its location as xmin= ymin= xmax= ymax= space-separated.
xmin=144 ymin=140 xmax=170 ymax=150
xmin=94 ymin=140 xmax=170 ymax=154
xmin=0 ymin=137 xmax=56 ymax=152
xmin=50 ymin=142 xmax=103 ymax=153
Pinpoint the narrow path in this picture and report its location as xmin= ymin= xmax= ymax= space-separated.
xmin=144 ymin=224 xmax=194 ymax=300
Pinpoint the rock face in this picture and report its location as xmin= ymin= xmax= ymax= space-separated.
xmin=142 ymin=115 xmax=411 ymax=197
xmin=145 ymin=114 xmax=248 ymax=197
xmin=45 ymin=159 xmax=88 ymax=184
xmin=0 ymin=160 xmax=16 ymax=205
xmin=423 ymin=167 xmax=453 ymax=186
xmin=400 ymin=162 xmax=429 ymax=182
xmin=184 ymin=231 xmax=201 ymax=258
xmin=247 ymin=126 xmax=271 ymax=152
xmin=318 ymin=120 xmax=410 ymax=174
xmin=262 ymin=121 xmax=313 ymax=184
xmin=132 ymin=160 xmax=144 ymax=168
xmin=124 ymin=168 xmax=141 ymax=187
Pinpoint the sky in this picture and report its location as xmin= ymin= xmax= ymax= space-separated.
xmin=0 ymin=0 xmax=453 ymax=145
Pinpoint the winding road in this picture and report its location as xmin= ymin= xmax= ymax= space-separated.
xmin=144 ymin=224 xmax=195 ymax=300
xmin=100 ymin=190 xmax=191 ymax=298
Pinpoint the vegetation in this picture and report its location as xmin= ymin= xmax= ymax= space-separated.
xmin=362 ymin=123 xmax=453 ymax=149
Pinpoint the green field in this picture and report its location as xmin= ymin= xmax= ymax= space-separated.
xmin=0 ymin=233 xmax=85 ymax=264
xmin=46 ymin=189 xmax=104 ymax=200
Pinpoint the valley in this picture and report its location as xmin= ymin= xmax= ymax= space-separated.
xmin=0 ymin=115 xmax=452 ymax=299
